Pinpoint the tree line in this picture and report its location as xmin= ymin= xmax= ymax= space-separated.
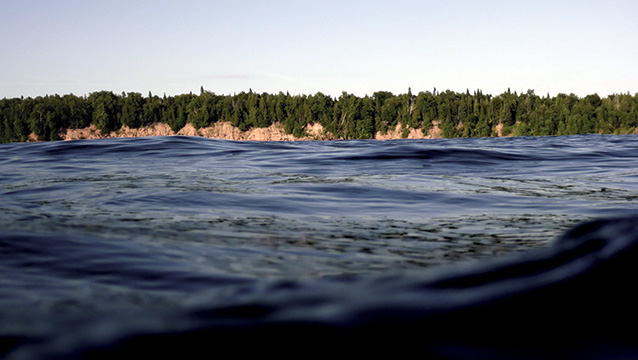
xmin=1 ymin=87 xmax=637 ymax=143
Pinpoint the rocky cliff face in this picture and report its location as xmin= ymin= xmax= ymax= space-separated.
xmin=375 ymin=123 xmax=442 ymax=140
xmin=55 ymin=122 xmax=442 ymax=142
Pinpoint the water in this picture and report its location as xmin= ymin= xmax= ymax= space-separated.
xmin=2 ymin=134 xmax=638 ymax=358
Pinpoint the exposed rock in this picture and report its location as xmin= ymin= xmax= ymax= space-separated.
xmin=495 ymin=122 xmax=504 ymax=137
xmin=374 ymin=123 xmax=442 ymax=140
xmin=28 ymin=132 xmax=40 ymax=142
xmin=177 ymin=123 xmax=200 ymax=137
xmin=197 ymin=122 xmax=328 ymax=141
xmin=305 ymin=122 xmax=331 ymax=139
xmin=427 ymin=121 xmax=443 ymax=139
xmin=59 ymin=122 xmax=334 ymax=142
xmin=56 ymin=121 xmax=444 ymax=142
xmin=58 ymin=124 xmax=104 ymax=140
xmin=117 ymin=123 xmax=175 ymax=138
xmin=59 ymin=123 xmax=176 ymax=140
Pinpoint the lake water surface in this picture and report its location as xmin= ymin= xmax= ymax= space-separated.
xmin=2 ymin=134 xmax=638 ymax=358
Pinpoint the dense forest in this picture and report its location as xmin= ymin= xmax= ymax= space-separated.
xmin=1 ymin=87 xmax=637 ymax=143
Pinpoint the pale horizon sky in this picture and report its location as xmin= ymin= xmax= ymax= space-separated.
xmin=1 ymin=0 xmax=637 ymax=99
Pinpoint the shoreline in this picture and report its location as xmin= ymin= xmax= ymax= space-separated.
xmin=51 ymin=121 xmax=445 ymax=142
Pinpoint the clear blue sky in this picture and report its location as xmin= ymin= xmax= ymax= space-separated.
xmin=2 ymin=0 xmax=637 ymax=99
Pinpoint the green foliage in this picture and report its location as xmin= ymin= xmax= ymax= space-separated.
xmin=89 ymin=91 xmax=120 ymax=133
xmin=120 ymin=92 xmax=144 ymax=128
xmin=2 ymin=89 xmax=638 ymax=143
xmin=27 ymin=95 xmax=67 ymax=141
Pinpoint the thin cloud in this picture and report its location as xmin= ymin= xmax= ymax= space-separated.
xmin=205 ymin=74 xmax=251 ymax=80
xmin=264 ymin=73 xmax=300 ymax=83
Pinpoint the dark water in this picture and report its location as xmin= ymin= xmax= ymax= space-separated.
xmin=2 ymin=134 xmax=638 ymax=358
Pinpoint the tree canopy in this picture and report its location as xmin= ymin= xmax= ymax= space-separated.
xmin=1 ymin=88 xmax=637 ymax=143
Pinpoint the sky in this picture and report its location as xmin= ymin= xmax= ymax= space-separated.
xmin=1 ymin=0 xmax=637 ymax=99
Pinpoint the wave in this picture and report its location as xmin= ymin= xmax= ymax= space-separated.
xmin=3 ymin=216 xmax=638 ymax=358
xmin=3 ymin=134 xmax=638 ymax=358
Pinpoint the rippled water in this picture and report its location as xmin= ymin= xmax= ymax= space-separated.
xmin=2 ymin=134 xmax=638 ymax=358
